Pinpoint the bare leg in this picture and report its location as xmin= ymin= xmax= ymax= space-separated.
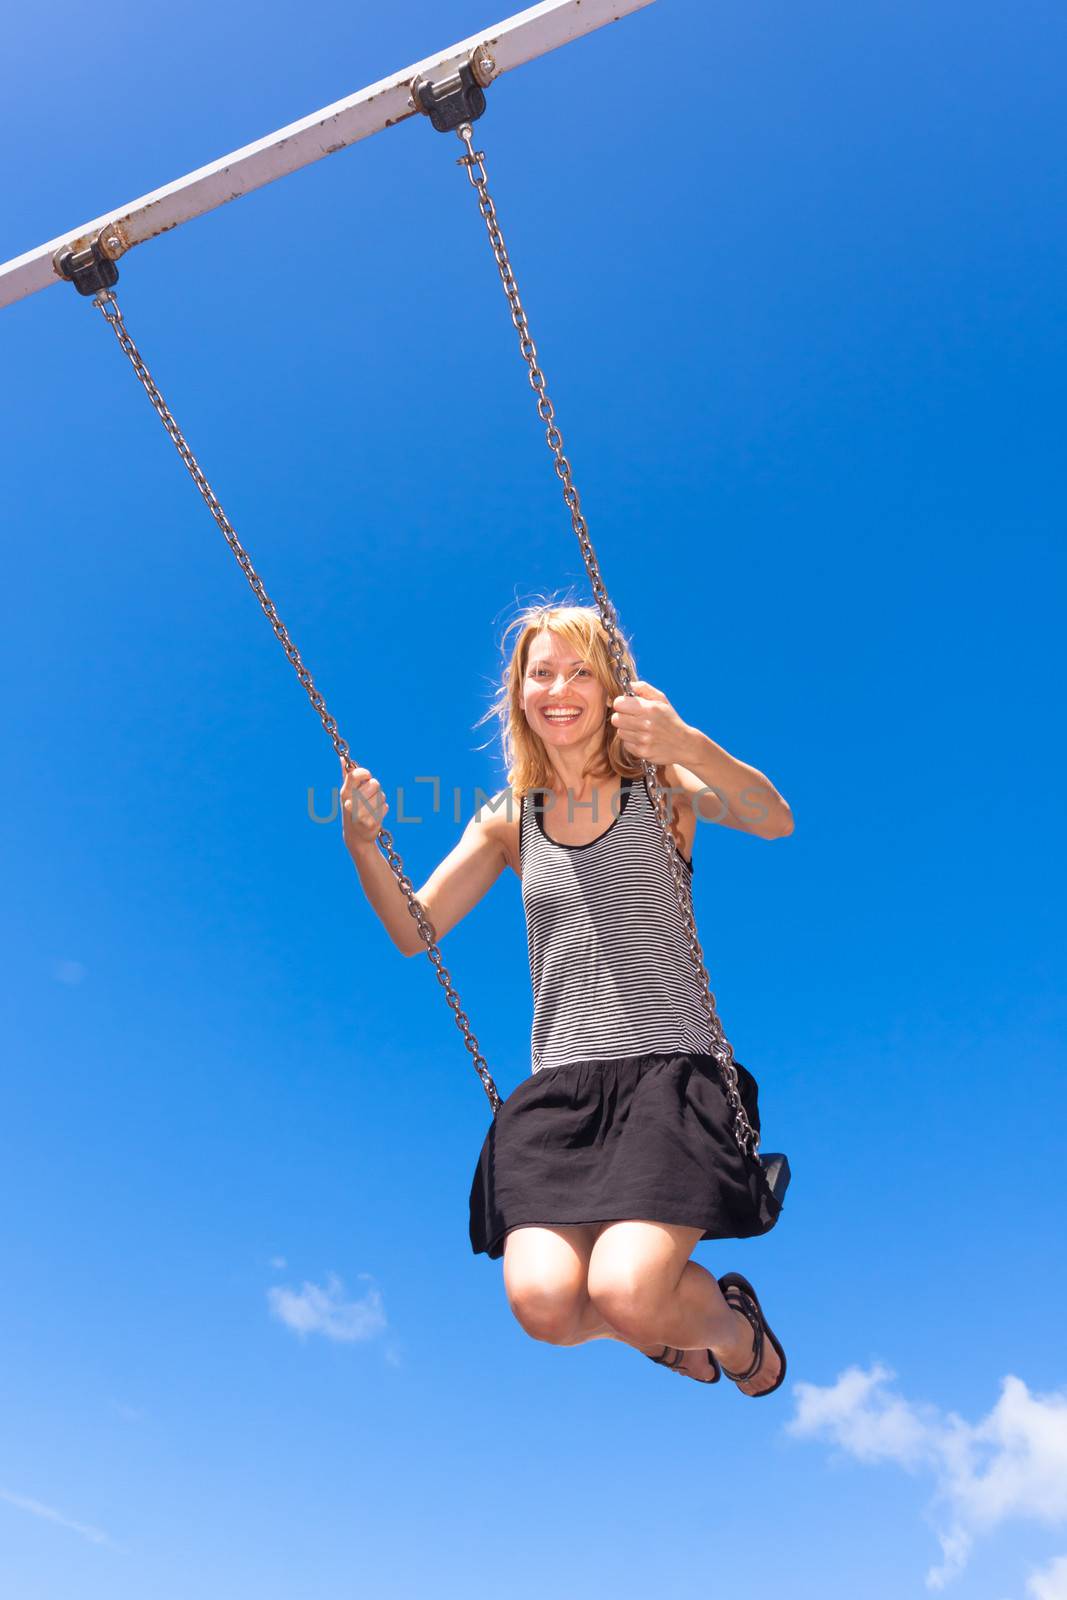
xmin=500 ymin=1223 xmax=690 ymax=1356
xmin=502 ymin=1223 xmax=616 ymax=1346
xmin=587 ymin=1220 xmax=783 ymax=1395
xmin=500 ymin=1220 xmax=781 ymax=1393
xmin=501 ymin=1222 xmax=729 ymax=1360
xmin=547 ymin=1235 xmax=718 ymax=1376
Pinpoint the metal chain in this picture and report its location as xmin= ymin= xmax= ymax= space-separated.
xmin=454 ymin=125 xmax=761 ymax=1161
xmin=90 ymin=287 xmax=503 ymax=1115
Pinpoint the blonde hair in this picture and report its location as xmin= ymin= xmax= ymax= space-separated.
xmin=476 ymin=596 xmax=685 ymax=852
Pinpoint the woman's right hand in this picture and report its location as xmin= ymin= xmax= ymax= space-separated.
xmin=340 ymin=760 xmax=389 ymax=849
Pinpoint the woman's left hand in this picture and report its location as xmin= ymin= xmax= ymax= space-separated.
xmin=610 ymin=680 xmax=692 ymax=765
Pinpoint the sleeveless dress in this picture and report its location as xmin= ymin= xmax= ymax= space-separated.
xmin=468 ymin=773 xmax=768 ymax=1259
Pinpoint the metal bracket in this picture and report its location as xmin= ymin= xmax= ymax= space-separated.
xmin=54 ymin=226 xmax=126 ymax=295
xmin=411 ymin=45 xmax=496 ymax=133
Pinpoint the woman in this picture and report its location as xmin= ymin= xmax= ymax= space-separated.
xmin=340 ymin=601 xmax=793 ymax=1396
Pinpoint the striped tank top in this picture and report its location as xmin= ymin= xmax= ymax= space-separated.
xmin=518 ymin=774 xmax=716 ymax=1073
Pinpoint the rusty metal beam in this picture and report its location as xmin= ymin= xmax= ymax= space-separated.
xmin=0 ymin=0 xmax=657 ymax=310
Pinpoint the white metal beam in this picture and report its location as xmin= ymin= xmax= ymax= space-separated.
xmin=0 ymin=0 xmax=656 ymax=310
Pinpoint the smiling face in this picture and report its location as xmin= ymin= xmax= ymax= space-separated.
xmin=522 ymin=628 xmax=610 ymax=746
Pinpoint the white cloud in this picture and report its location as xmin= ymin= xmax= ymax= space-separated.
xmin=53 ymin=959 xmax=86 ymax=985
xmin=1029 ymin=1555 xmax=1067 ymax=1600
xmin=787 ymin=1364 xmax=1067 ymax=1590
xmin=0 ymin=1488 xmax=115 ymax=1548
xmin=269 ymin=1255 xmax=287 ymax=1270
xmin=267 ymin=1271 xmax=386 ymax=1343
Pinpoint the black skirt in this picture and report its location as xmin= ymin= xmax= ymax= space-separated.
xmin=469 ymin=1050 xmax=768 ymax=1260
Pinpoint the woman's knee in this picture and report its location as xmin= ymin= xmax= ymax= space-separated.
xmin=502 ymin=1225 xmax=595 ymax=1346
xmin=506 ymin=1278 xmax=587 ymax=1345
xmin=586 ymin=1223 xmax=693 ymax=1334
xmin=585 ymin=1261 xmax=664 ymax=1334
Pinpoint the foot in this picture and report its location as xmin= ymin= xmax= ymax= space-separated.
xmin=640 ymin=1342 xmax=720 ymax=1385
xmin=713 ymin=1281 xmax=784 ymax=1397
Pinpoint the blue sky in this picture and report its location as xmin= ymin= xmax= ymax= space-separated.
xmin=2 ymin=1 xmax=1065 ymax=1596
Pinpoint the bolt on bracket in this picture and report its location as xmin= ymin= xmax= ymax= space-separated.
xmin=54 ymin=226 xmax=127 ymax=295
xmin=412 ymin=45 xmax=496 ymax=133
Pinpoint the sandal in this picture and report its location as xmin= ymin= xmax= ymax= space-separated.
xmin=716 ymin=1272 xmax=787 ymax=1398
xmin=645 ymin=1344 xmax=722 ymax=1385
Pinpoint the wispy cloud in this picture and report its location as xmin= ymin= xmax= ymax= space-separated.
xmin=267 ymin=1270 xmax=387 ymax=1343
xmin=787 ymin=1363 xmax=1067 ymax=1589
xmin=0 ymin=1488 xmax=115 ymax=1549
xmin=1029 ymin=1554 xmax=1067 ymax=1600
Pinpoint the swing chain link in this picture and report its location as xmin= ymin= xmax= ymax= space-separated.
xmin=455 ymin=126 xmax=761 ymax=1162
xmin=89 ymin=287 xmax=503 ymax=1115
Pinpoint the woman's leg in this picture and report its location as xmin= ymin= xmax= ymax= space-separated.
xmin=502 ymin=1223 xmax=617 ymax=1346
xmin=586 ymin=1219 xmax=783 ymax=1395
xmin=501 ymin=1222 xmax=677 ymax=1350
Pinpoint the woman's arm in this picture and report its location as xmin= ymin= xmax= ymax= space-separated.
xmin=396 ymin=805 xmax=511 ymax=956
xmin=611 ymin=681 xmax=793 ymax=840
xmin=342 ymin=764 xmax=511 ymax=956
xmin=668 ymin=730 xmax=794 ymax=840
